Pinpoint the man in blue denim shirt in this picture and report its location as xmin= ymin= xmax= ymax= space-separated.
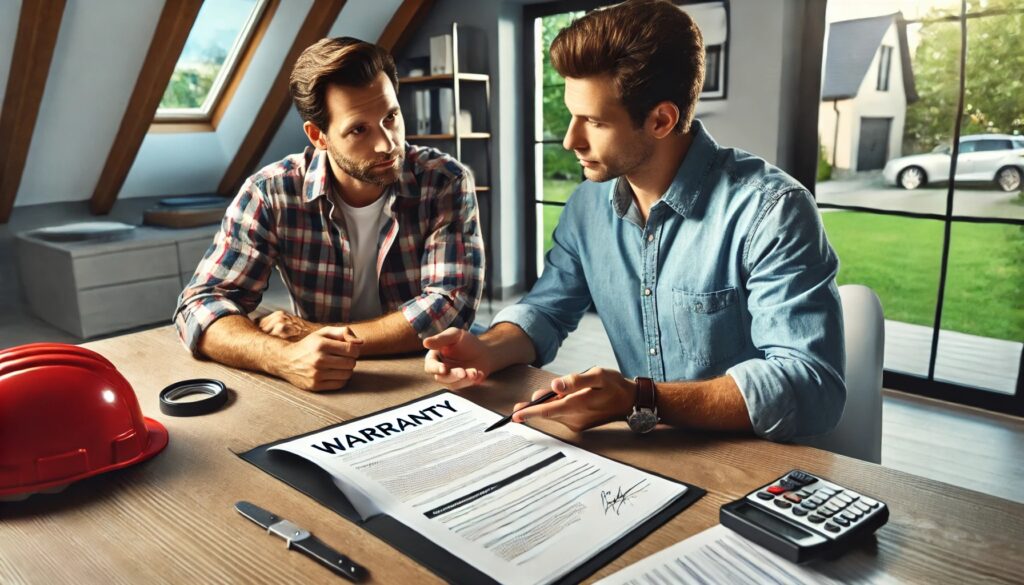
xmin=423 ymin=0 xmax=845 ymax=442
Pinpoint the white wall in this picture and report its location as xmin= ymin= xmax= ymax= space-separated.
xmin=16 ymin=0 xmax=165 ymax=207
xmin=817 ymin=22 xmax=907 ymax=172
xmin=848 ymin=23 xmax=907 ymax=169
xmin=0 ymin=0 xmax=22 ymax=115
xmin=9 ymin=0 xmax=404 ymax=207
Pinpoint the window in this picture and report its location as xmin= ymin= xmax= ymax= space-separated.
xmin=155 ymin=0 xmax=270 ymax=123
xmin=686 ymin=1 xmax=729 ymax=100
xmin=876 ymin=45 xmax=892 ymax=91
xmin=974 ymin=139 xmax=1012 ymax=152
xmin=817 ymin=1 xmax=1023 ymax=415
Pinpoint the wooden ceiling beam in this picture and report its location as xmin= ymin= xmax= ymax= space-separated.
xmin=0 ymin=0 xmax=68 ymax=224
xmin=89 ymin=0 xmax=203 ymax=216
xmin=217 ymin=0 xmax=347 ymax=197
xmin=378 ymin=0 xmax=436 ymax=53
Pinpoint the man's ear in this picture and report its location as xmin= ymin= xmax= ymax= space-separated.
xmin=647 ymin=101 xmax=680 ymax=139
xmin=303 ymin=121 xmax=330 ymax=150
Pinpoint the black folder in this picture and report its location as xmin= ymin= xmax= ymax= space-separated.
xmin=239 ymin=390 xmax=706 ymax=585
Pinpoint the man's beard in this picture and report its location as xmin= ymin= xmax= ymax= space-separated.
xmin=581 ymin=133 xmax=654 ymax=183
xmin=328 ymin=143 xmax=404 ymax=186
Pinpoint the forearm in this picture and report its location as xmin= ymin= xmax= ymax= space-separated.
xmin=478 ymin=322 xmax=538 ymax=373
xmin=345 ymin=311 xmax=423 ymax=355
xmin=656 ymin=375 xmax=753 ymax=432
xmin=197 ymin=315 xmax=289 ymax=377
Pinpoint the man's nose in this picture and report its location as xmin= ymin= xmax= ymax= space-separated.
xmin=563 ymin=119 xmax=586 ymax=152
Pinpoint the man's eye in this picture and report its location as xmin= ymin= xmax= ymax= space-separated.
xmin=386 ymin=112 xmax=397 ymax=121
xmin=349 ymin=126 xmax=365 ymax=136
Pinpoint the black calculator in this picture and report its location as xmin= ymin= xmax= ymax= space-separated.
xmin=720 ymin=469 xmax=889 ymax=563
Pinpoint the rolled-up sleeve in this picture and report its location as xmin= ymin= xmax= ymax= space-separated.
xmin=726 ymin=189 xmax=846 ymax=442
xmin=401 ymin=173 xmax=485 ymax=338
xmin=492 ymin=195 xmax=592 ymax=366
xmin=173 ymin=180 xmax=278 ymax=354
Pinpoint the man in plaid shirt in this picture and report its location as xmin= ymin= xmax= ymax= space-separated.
xmin=174 ymin=37 xmax=484 ymax=391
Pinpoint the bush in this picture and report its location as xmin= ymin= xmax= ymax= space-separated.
xmin=817 ymin=142 xmax=832 ymax=182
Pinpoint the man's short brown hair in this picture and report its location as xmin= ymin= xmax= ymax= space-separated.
xmin=289 ymin=37 xmax=399 ymax=131
xmin=550 ymin=0 xmax=705 ymax=134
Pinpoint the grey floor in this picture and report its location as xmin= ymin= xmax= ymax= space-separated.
xmin=1 ymin=235 xmax=1021 ymax=504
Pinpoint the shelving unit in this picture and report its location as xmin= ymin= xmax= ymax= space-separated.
xmin=399 ymin=22 xmax=494 ymax=302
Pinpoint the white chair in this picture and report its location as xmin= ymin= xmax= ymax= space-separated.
xmin=798 ymin=284 xmax=884 ymax=463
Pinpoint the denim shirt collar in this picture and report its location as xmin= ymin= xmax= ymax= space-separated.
xmin=611 ymin=118 xmax=719 ymax=222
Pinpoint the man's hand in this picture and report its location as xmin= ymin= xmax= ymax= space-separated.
xmin=423 ymin=327 xmax=492 ymax=389
xmin=274 ymin=326 xmax=363 ymax=391
xmin=511 ymin=367 xmax=636 ymax=432
xmin=258 ymin=310 xmax=321 ymax=341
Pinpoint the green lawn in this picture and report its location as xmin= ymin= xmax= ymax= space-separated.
xmin=535 ymin=202 xmax=1023 ymax=342
xmin=822 ymin=211 xmax=1023 ymax=342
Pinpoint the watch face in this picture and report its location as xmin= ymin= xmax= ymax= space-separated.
xmin=627 ymin=409 xmax=658 ymax=434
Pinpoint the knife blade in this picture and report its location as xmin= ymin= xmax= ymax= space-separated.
xmin=235 ymin=501 xmax=367 ymax=582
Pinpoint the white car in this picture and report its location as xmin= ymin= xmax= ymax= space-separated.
xmin=882 ymin=134 xmax=1024 ymax=192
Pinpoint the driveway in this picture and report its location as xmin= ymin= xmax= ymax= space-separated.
xmin=816 ymin=173 xmax=1024 ymax=220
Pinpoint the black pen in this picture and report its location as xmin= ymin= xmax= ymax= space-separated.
xmin=484 ymin=366 xmax=595 ymax=433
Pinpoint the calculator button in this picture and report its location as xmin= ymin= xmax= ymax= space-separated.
xmin=809 ymin=496 xmax=827 ymax=506
xmin=787 ymin=471 xmax=817 ymax=485
xmin=834 ymin=516 xmax=850 ymax=527
xmin=757 ymin=491 xmax=775 ymax=500
xmin=824 ymin=522 xmax=840 ymax=533
xmin=808 ymin=514 xmax=825 ymax=524
xmin=800 ymin=501 xmax=818 ymax=510
xmin=767 ymin=486 xmax=787 ymax=495
xmin=817 ymin=488 xmax=836 ymax=496
xmin=861 ymin=497 xmax=880 ymax=508
xmin=823 ymin=504 xmax=841 ymax=515
xmin=854 ymin=502 xmax=871 ymax=513
xmin=841 ymin=511 xmax=857 ymax=521
xmin=818 ymin=508 xmax=835 ymax=517
xmin=835 ymin=494 xmax=853 ymax=505
xmin=779 ymin=478 xmax=801 ymax=491
xmin=774 ymin=499 xmax=792 ymax=509
xmin=796 ymin=490 xmax=813 ymax=498
xmin=783 ymin=493 xmax=802 ymax=503
xmin=792 ymin=507 xmax=808 ymax=517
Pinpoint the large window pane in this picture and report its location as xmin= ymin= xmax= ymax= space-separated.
xmin=934 ymin=222 xmax=1023 ymax=393
xmin=158 ymin=0 xmax=263 ymax=116
xmin=822 ymin=211 xmax=944 ymax=376
xmin=948 ymin=5 xmax=1024 ymax=219
xmin=539 ymin=143 xmax=579 ymax=203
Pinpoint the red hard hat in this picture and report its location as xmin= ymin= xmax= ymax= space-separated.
xmin=0 ymin=343 xmax=168 ymax=499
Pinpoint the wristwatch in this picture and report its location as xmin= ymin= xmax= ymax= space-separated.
xmin=627 ymin=376 xmax=659 ymax=434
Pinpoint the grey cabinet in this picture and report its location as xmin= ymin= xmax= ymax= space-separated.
xmin=15 ymin=226 xmax=217 ymax=339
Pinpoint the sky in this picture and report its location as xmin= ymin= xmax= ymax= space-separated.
xmin=826 ymin=0 xmax=966 ymax=55
xmin=179 ymin=0 xmax=259 ymax=67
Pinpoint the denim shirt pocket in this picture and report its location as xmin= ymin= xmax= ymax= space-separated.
xmin=672 ymin=287 xmax=743 ymax=367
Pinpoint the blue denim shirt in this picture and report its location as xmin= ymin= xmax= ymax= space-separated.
xmin=494 ymin=120 xmax=845 ymax=441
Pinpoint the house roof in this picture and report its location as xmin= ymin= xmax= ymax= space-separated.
xmin=821 ymin=12 xmax=918 ymax=103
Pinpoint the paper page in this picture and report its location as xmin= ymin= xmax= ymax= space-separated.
xmin=270 ymin=391 xmax=687 ymax=585
xmin=595 ymin=524 xmax=878 ymax=585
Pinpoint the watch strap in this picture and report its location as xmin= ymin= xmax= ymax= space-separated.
xmin=635 ymin=376 xmax=656 ymax=410
xmin=292 ymin=535 xmax=367 ymax=582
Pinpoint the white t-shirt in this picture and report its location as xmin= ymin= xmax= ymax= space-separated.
xmin=332 ymin=193 xmax=388 ymax=322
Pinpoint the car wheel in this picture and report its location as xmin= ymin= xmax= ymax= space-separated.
xmin=996 ymin=166 xmax=1021 ymax=192
xmin=898 ymin=166 xmax=926 ymax=190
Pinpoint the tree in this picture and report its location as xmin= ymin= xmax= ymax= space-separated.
xmin=904 ymin=0 xmax=1024 ymax=153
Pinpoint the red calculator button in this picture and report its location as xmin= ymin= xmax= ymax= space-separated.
xmin=767 ymin=486 xmax=787 ymax=495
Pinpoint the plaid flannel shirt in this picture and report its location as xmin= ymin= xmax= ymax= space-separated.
xmin=174 ymin=144 xmax=484 ymax=354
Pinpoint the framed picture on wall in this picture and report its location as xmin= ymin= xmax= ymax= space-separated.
xmin=679 ymin=0 xmax=729 ymax=100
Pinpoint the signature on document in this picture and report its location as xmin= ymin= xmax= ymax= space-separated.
xmin=600 ymin=480 xmax=648 ymax=515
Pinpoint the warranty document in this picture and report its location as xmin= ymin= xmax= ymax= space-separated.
xmin=271 ymin=391 xmax=687 ymax=585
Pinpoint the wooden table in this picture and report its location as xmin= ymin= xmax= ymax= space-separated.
xmin=1 ymin=326 xmax=1021 ymax=583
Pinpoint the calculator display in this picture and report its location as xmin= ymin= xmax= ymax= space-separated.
xmin=735 ymin=503 xmax=814 ymax=542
